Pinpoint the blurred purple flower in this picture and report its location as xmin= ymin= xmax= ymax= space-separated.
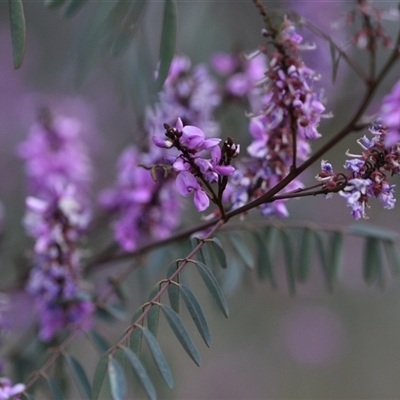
xmin=0 ymin=377 xmax=25 ymax=400
xmin=380 ymin=80 xmax=400 ymax=147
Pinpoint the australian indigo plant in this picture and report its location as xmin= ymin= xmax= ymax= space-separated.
xmin=2 ymin=0 xmax=400 ymax=398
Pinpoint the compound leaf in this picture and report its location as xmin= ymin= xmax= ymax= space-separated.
xmin=161 ymin=304 xmax=201 ymax=366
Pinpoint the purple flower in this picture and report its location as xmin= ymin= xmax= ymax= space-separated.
xmin=176 ymin=171 xmax=210 ymax=211
xmin=380 ymin=80 xmax=400 ymax=147
xmin=0 ymin=378 xmax=25 ymax=400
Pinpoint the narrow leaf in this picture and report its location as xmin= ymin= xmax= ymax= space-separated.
xmin=329 ymin=231 xmax=344 ymax=283
xmin=383 ymin=240 xmax=400 ymax=275
xmin=155 ymin=0 xmax=177 ymax=91
xmin=110 ymin=0 xmax=147 ymax=56
xmin=64 ymin=354 xmax=91 ymax=400
xmin=121 ymin=346 xmax=157 ymax=400
xmin=253 ymin=230 xmax=276 ymax=288
xmin=166 ymin=262 xmax=180 ymax=313
xmin=180 ymin=284 xmax=212 ymax=347
xmin=161 ymin=304 xmax=201 ymax=366
xmin=45 ymin=376 xmax=64 ymax=400
xmin=279 ymin=229 xmax=296 ymax=295
xmin=227 ymin=232 xmax=253 ymax=269
xmin=363 ymin=237 xmax=383 ymax=287
xmin=199 ymin=242 xmax=213 ymax=268
xmin=44 ymin=0 xmax=66 ymax=8
xmin=313 ymin=230 xmax=332 ymax=291
xmin=8 ymin=0 xmax=26 ymax=69
xmin=147 ymin=284 xmax=162 ymax=337
xmin=211 ymin=237 xmax=227 ymax=269
xmin=130 ymin=309 xmax=144 ymax=355
xmin=108 ymin=358 xmax=126 ymax=400
xmin=297 ymin=228 xmax=314 ymax=282
xmin=141 ymin=327 xmax=174 ymax=389
xmin=63 ymin=0 xmax=90 ymax=18
xmin=349 ymin=223 xmax=398 ymax=241
xmin=91 ymin=354 xmax=108 ymax=400
xmin=195 ymin=261 xmax=229 ymax=317
xmin=88 ymin=329 xmax=111 ymax=355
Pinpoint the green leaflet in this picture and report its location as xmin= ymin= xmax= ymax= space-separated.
xmin=64 ymin=354 xmax=91 ymax=400
xmin=329 ymin=231 xmax=344 ymax=283
xmin=155 ymin=0 xmax=177 ymax=91
xmin=227 ymin=232 xmax=254 ymax=269
xmin=313 ymin=230 xmax=332 ymax=291
xmin=297 ymin=228 xmax=314 ymax=283
xmin=108 ymin=358 xmax=126 ymax=400
xmin=63 ymin=0 xmax=90 ymax=18
xmin=279 ymin=229 xmax=296 ymax=295
xmin=121 ymin=346 xmax=157 ymax=400
xmin=147 ymin=284 xmax=162 ymax=337
xmin=110 ymin=0 xmax=147 ymax=56
xmin=166 ymin=261 xmax=180 ymax=313
xmin=91 ymin=354 xmax=108 ymax=400
xmin=141 ymin=327 xmax=174 ymax=389
xmin=8 ymin=0 xmax=26 ymax=69
xmin=45 ymin=376 xmax=64 ymax=400
xmin=252 ymin=230 xmax=276 ymax=288
xmin=180 ymin=284 xmax=212 ymax=347
xmin=210 ymin=237 xmax=227 ymax=269
xmin=195 ymin=261 xmax=229 ymax=318
xmin=161 ymin=304 xmax=201 ymax=366
xmin=383 ymin=240 xmax=400 ymax=275
xmin=44 ymin=0 xmax=66 ymax=8
xmin=88 ymin=329 xmax=111 ymax=355
xmin=349 ymin=223 xmax=399 ymax=241
xmin=363 ymin=237 xmax=384 ymax=288
xmin=130 ymin=308 xmax=144 ymax=355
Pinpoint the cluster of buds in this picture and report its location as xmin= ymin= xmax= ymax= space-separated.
xmin=153 ymin=118 xmax=239 ymax=211
xmin=317 ymin=123 xmax=399 ymax=219
xmin=344 ymin=0 xmax=398 ymax=50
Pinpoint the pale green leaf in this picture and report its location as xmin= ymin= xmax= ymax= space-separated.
xmin=161 ymin=304 xmax=201 ymax=366
xmin=8 ymin=0 xmax=26 ymax=69
xmin=195 ymin=261 xmax=229 ymax=317
xmin=45 ymin=376 xmax=64 ymax=400
xmin=363 ymin=237 xmax=384 ymax=288
xmin=211 ymin=237 xmax=227 ymax=269
xmin=142 ymin=327 xmax=174 ymax=389
xmin=180 ymin=284 xmax=212 ymax=347
xmin=64 ymin=354 xmax=91 ymax=400
xmin=91 ymin=354 xmax=108 ymax=400
xmin=130 ymin=309 xmax=144 ymax=355
xmin=279 ymin=229 xmax=296 ymax=295
xmin=108 ymin=358 xmax=126 ymax=400
xmin=227 ymin=232 xmax=253 ymax=269
xmin=253 ymin=230 xmax=276 ymax=288
xmin=155 ymin=0 xmax=177 ymax=91
xmin=329 ymin=231 xmax=344 ymax=283
xmin=121 ymin=346 xmax=157 ymax=400
xmin=298 ymin=228 xmax=314 ymax=282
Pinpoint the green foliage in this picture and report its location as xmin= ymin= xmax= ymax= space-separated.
xmin=155 ymin=0 xmax=177 ymax=91
xmin=166 ymin=261 xmax=180 ymax=313
xmin=87 ymin=329 xmax=111 ymax=355
xmin=64 ymin=354 xmax=92 ymax=400
xmin=92 ymin=354 xmax=109 ymax=400
xmin=45 ymin=375 xmax=64 ymax=400
xmin=8 ymin=0 xmax=25 ymax=69
xmin=108 ymin=357 xmax=127 ymax=400
xmin=121 ymin=346 xmax=157 ymax=400
xmin=147 ymin=284 xmax=162 ymax=337
xmin=130 ymin=309 xmax=144 ymax=355
xmin=161 ymin=304 xmax=201 ymax=366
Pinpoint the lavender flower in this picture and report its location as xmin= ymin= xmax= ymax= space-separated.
xmin=317 ymin=124 xmax=400 ymax=219
xmin=0 ymin=378 xmax=25 ymax=400
xmin=153 ymin=119 xmax=237 ymax=212
xmin=225 ymin=18 xmax=325 ymax=218
xmin=18 ymin=110 xmax=94 ymax=341
xmin=99 ymin=146 xmax=181 ymax=251
xmin=380 ymin=80 xmax=400 ymax=147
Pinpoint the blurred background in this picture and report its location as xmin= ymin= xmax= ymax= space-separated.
xmin=1 ymin=0 xmax=400 ymax=399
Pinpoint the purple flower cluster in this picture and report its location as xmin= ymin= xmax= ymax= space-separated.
xmin=225 ymin=18 xmax=325 ymax=217
xmin=146 ymin=55 xmax=221 ymax=140
xmin=18 ymin=110 xmax=94 ymax=341
xmin=0 ymin=378 xmax=25 ymax=400
xmin=380 ymin=80 xmax=400 ymax=147
xmin=317 ymin=123 xmax=399 ymax=219
xmin=101 ymin=55 xmax=222 ymax=250
xmin=153 ymin=118 xmax=238 ymax=212
xmin=99 ymin=147 xmax=180 ymax=251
